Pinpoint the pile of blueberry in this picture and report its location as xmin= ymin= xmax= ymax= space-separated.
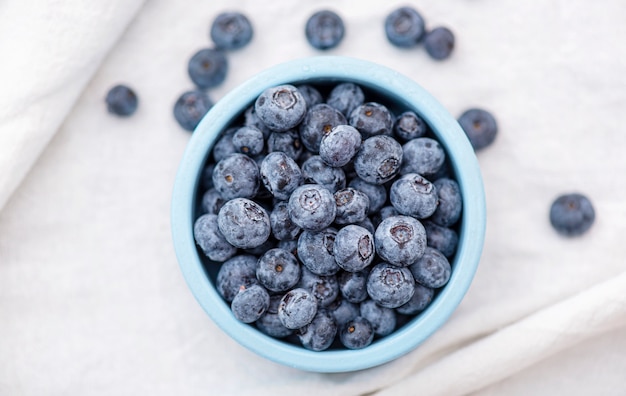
xmin=194 ymin=81 xmax=464 ymax=351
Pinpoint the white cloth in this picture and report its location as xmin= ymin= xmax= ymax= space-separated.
xmin=1 ymin=0 xmax=626 ymax=395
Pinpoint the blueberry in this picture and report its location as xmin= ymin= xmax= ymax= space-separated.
xmin=424 ymin=27 xmax=455 ymax=60
xmin=216 ymin=255 xmax=259 ymax=302
xmin=355 ymin=217 xmax=376 ymax=235
xmin=200 ymin=188 xmax=226 ymax=215
xmin=394 ymin=111 xmax=428 ymax=142
xmin=267 ymin=129 xmax=303 ymax=161
xmin=278 ymin=288 xmax=318 ymax=329
xmin=288 ymin=184 xmax=337 ymax=232
xmin=296 ymin=84 xmax=323 ymax=107
xmin=409 ymin=247 xmax=451 ymax=289
xmin=270 ymin=201 xmax=302 ymax=241
xmin=212 ymin=128 xmax=238 ymax=162
xmin=396 ymin=283 xmax=434 ymax=315
xmin=390 ymin=173 xmax=439 ymax=219
xmin=327 ymin=297 xmax=360 ymax=327
xmin=384 ymin=6 xmax=426 ymax=48
xmin=327 ymin=83 xmax=365 ymax=117
xmin=217 ymin=198 xmax=270 ymax=249
xmin=338 ymin=269 xmax=369 ymax=303
xmin=319 ymin=125 xmax=362 ymax=168
xmin=231 ymin=284 xmax=270 ymax=323
xmin=256 ymin=294 xmax=293 ymax=338
xmin=366 ymin=262 xmax=415 ymax=308
xmin=255 ymin=85 xmax=307 ymax=132
xmin=340 ymin=316 xmax=375 ymax=349
xmin=299 ymin=103 xmax=347 ymax=153
xmin=173 ymin=90 xmax=213 ymax=132
xmin=423 ymin=221 xmax=458 ymax=259
xmin=375 ymin=215 xmax=427 ymax=267
xmin=232 ymin=126 xmax=264 ymax=156
xmin=371 ymin=205 xmax=399 ymax=229
xmin=244 ymin=105 xmax=272 ymax=139
xmin=457 ymin=108 xmax=498 ymax=151
xmin=297 ymin=310 xmax=338 ymax=351
xmin=354 ymin=135 xmax=403 ymax=185
xmin=334 ymin=188 xmax=370 ymax=225
xmin=259 ymin=152 xmax=303 ymax=200
xmin=360 ymin=299 xmax=396 ymax=336
xmin=549 ymin=193 xmax=595 ymax=237
xmin=193 ymin=214 xmax=237 ymax=262
xmin=301 ymin=155 xmax=346 ymax=193
xmin=187 ymin=48 xmax=228 ymax=89
xmin=348 ymin=178 xmax=387 ymax=215
xmin=199 ymin=163 xmax=216 ymax=190
xmin=105 ymin=84 xmax=138 ymax=116
xmin=400 ymin=137 xmax=446 ymax=177
xmin=212 ymin=153 xmax=260 ymax=200
xmin=277 ymin=239 xmax=299 ymax=257
xmin=243 ymin=237 xmax=277 ymax=256
xmin=431 ymin=178 xmax=462 ymax=227
xmin=305 ymin=10 xmax=345 ymax=50
xmin=297 ymin=228 xmax=341 ymax=276
xmin=333 ymin=225 xmax=375 ymax=272
xmin=210 ymin=12 xmax=253 ymax=50
xmin=349 ymin=102 xmax=394 ymax=139
xmin=299 ymin=267 xmax=339 ymax=308
xmin=256 ymin=248 xmax=301 ymax=293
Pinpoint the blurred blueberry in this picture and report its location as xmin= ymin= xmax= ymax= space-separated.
xmin=305 ymin=10 xmax=345 ymax=50
xmin=106 ymin=84 xmax=138 ymax=116
xmin=424 ymin=27 xmax=455 ymax=60
xmin=188 ymin=48 xmax=227 ymax=89
xmin=173 ymin=90 xmax=213 ymax=132
xmin=384 ymin=6 xmax=425 ymax=48
xmin=210 ymin=12 xmax=253 ymax=50
xmin=549 ymin=193 xmax=595 ymax=237
xmin=457 ymin=108 xmax=498 ymax=151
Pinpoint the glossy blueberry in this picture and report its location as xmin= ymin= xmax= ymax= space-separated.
xmin=270 ymin=201 xmax=301 ymax=241
xmin=232 ymin=126 xmax=264 ymax=156
xmin=267 ymin=129 xmax=303 ymax=161
xmin=384 ymin=6 xmax=426 ymax=48
xmin=396 ymin=283 xmax=434 ymax=315
xmin=299 ymin=267 xmax=339 ymax=308
xmin=367 ymin=262 xmax=415 ymax=308
xmin=333 ymin=225 xmax=375 ymax=272
xmin=424 ymin=27 xmax=455 ymax=60
xmin=212 ymin=153 xmax=260 ymax=200
xmin=211 ymin=128 xmax=238 ymax=162
xmin=409 ymin=247 xmax=451 ymax=289
xmin=210 ymin=12 xmax=253 ymax=50
xmin=327 ymin=83 xmax=365 ymax=117
xmin=400 ymin=137 xmax=446 ymax=177
xmin=260 ymin=152 xmax=303 ymax=200
xmin=360 ymin=299 xmax=396 ymax=336
xmin=297 ymin=228 xmax=340 ymax=276
xmin=193 ymin=214 xmax=237 ymax=262
xmin=216 ymin=255 xmax=258 ymax=302
xmin=349 ymin=102 xmax=394 ymax=139
xmin=288 ymin=184 xmax=337 ymax=232
xmin=173 ymin=90 xmax=213 ymax=132
xmin=338 ymin=269 xmax=369 ymax=303
xmin=423 ymin=221 xmax=458 ymax=258
xmin=256 ymin=248 xmax=301 ymax=292
xmin=394 ymin=111 xmax=427 ymax=142
xmin=255 ymin=85 xmax=307 ymax=132
xmin=458 ymin=108 xmax=498 ymax=151
xmin=340 ymin=316 xmax=374 ymax=349
xmin=431 ymin=178 xmax=462 ymax=227
xmin=354 ymin=135 xmax=403 ymax=185
xmin=390 ymin=173 xmax=439 ymax=219
xmin=348 ymin=177 xmax=387 ymax=215
xmin=549 ymin=193 xmax=595 ymax=237
xmin=375 ymin=215 xmax=427 ymax=267
xmin=327 ymin=298 xmax=360 ymax=327
xmin=371 ymin=205 xmax=400 ymax=229
xmin=334 ymin=188 xmax=370 ymax=225
xmin=244 ymin=104 xmax=272 ymax=139
xmin=305 ymin=10 xmax=345 ymax=50
xmin=299 ymin=103 xmax=347 ymax=153
xmin=200 ymin=188 xmax=226 ymax=215
xmin=217 ymin=198 xmax=270 ymax=249
xmin=319 ymin=124 xmax=362 ymax=168
xmin=296 ymin=84 xmax=323 ymax=108
xmin=106 ymin=84 xmax=138 ymax=116
xmin=297 ymin=309 xmax=338 ymax=351
xmin=278 ymin=288 xmax=318 ymax=329
xmin=301 ymin=155 xmax=346 ymax=193
xmin=231 ymin=284 xmax=270 ymax=323
xmin=256 ymin=294 xmax=293 ymax=338
xmin=188 ymin=48 xmax=227 ymax=89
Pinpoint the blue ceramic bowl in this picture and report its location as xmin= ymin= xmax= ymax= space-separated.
xmin=171 ymin=56 xmax=486 ymax=373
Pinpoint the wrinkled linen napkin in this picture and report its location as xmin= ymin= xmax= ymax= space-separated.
xmin=1 ymin=0 xmax=625 ymax=395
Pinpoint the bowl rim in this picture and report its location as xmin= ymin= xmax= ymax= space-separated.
xmin=171 ymin=56 xmax=486 ymax=373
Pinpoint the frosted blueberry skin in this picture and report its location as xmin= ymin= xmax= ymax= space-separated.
xmin=319 ymin=124 xmax=362 ymax=168
xmin=301 ymin=155 xmax=346 ymax=193
xmin=173 ymin=90 xmax=213 ymax=132
xmin=270 ymin=201 xmax=302 ymax=241
xmin=305 ymin=10 xmax=345 ymax=50
xmin=354 ymin=135 xmax=403 ymax=185
xmin=212 ymin=153 xmax=260 ymax=200
xmin=400 ymin=137 xmax=446 ymax=177
xmin=409 ymin=247 xmax=452 ymax=289
xmin=105 ymin=84 xmax=138 ymax=116
xmin=231 ymin=284 xmax=270 ymax=323
xmin=366 ymin=263 xmax=416 ymax=308
xmin=299 ymin=267 xmax=340 ymax=308
xmin=260 ymin=152 xmax=303 ymax=201
xmin=338 ymin=269 xmax=369 ymax=303
xmin=256 ymin=295 xmax=293 ymax=339
xmin=297 ymin=309 xmax=338 ymax=351
xmin=333 ymin=225 xmax=375 ymax=272
xmin=244 ymin=105 xmax=272 ymax=139
xmin=327 ymin=82 xmax=365 ymax=117
xmin=278 ymin=288 xmax=318 ymax=329
xmin=340 ymin=316 xmax=375 ymax=349
xmin=384 ymin=6 xmax=426 ymax=48
xmin=371 ymin=205 xmax=400 ymax=229
xmin=431 ymin=178 xmax=462 ymax=227
xmin=267 ymin=129 xmax=303 ymax=161
xmin=457 ymin=108 xmax=498 ymax=151
xmin=256 ymin=248 xmax=302 ymax=293
xmin=288 ymin=184 xmax=337 ymax=232
xmin=396 ymin=283 xmax=434 ymax=315
xmin=334 ymin=188 xmax=370 ymax=225
xmin=200 ymin=188 xmax=226 ymax=215
xmin=255 ymin=84 xmax=307 ymax=132
xmin=549 ymin=193 xmax=595 ymax=237
xmin=349 ymin=102 xmax=394 ymax=139
xmin=360 ymin=299 xmax=397 ymax=337
xmin=390 ymin=173 xmax=439 ymax=219
xmin=210 ymin=12 xmax=253 ymax=50
xmin=211 ymin=128 xmax=238 ymax=162
xmin=375 ymin=215 xmax=427 ymax=267
xmin=424 ymin=27 xmax=455 ymax=61
xmin=217 ymin=198 xmax=270 ymax=249
xmin=216 ymin=255 xmax=259 ymax=302
xmin=423 ymin=221 xmax=459 ymax=259
xmin=348 ymin=177 xmax=387 ymax=215
xmin=296 ymin=84 xmax=324 ymax=108
xmin=188 ymin=48 xmax=228 ymax=89
xmin=327 ymin=298 xmax=360 ymax=327
xmin=299 ymin=103 xmax=347 ymax=153
xmin=193 ymin=214 xmax=237 ymax=262
xmin=355 ymin=217 xmax=376 ymax=235
xmin=394 ymin=111 xmax=428 ymax=142
xmin=297 ymin=228 xmax=340 ymax=276
xmin=277 ymin=239 xmax=299 ymax=258
xmin=232 ymin=126 xmax=264 ymax=156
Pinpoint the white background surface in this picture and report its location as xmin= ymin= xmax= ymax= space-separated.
xmin=1 ymin=0 xmax=626 ymax=395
